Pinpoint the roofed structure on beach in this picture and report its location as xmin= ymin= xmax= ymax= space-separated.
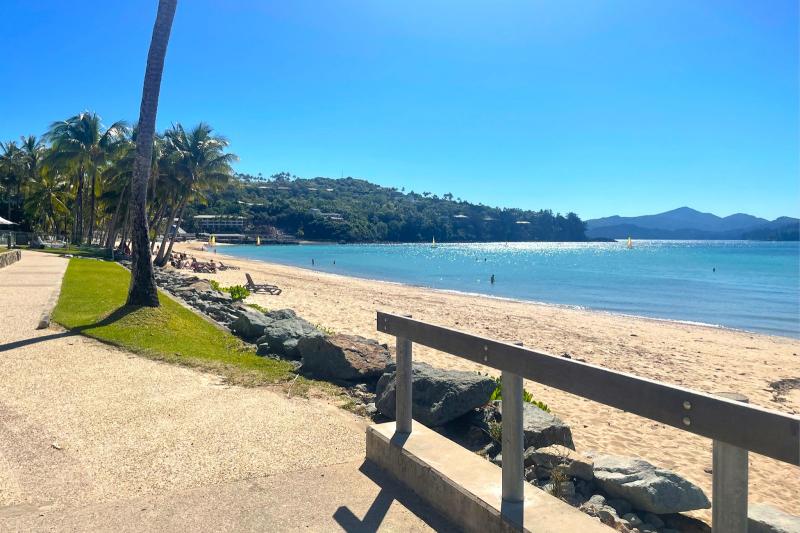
xmin=0 ymin=216 xmax=17 ymax=225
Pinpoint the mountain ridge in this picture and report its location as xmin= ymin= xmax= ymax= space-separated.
xmin=586 ymin=207 xmax=799 ymax=241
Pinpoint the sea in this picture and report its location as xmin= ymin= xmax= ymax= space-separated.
xmin=221 ymin=240 xmax=800 ymax=338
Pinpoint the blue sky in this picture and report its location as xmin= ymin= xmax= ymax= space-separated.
xmin=0 ymin=1 xmax=797 ymax=220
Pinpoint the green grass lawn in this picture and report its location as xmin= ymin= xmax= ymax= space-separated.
xmin=25 ymin=245 xmax=111 ymax=258
xmin=52 ymin=258 xmax=294 ymax=385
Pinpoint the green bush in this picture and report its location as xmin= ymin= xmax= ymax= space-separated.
xmin=226 ymin=285 xmax=250 ymax=301
xmin=247 ymin=303 xmax=269 ymax=313
xmin=210 ymin=279 xmax=250 ymax=301
xmin=487 ymin=375 xmax=550 ymax=413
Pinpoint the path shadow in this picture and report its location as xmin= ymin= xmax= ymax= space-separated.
xmin=332 ymin=460 xmax=457 ymax=533
xmin=0 ymin=305 xmax=139 ymax=353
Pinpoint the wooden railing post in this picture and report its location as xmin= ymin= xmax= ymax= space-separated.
xmin=712 ymin=392 xmax=749 ymax=533
xmin=501 ymin=363 xmax=524 ymax=503
xmin=395 ymin=317 xmax=413 ymax=434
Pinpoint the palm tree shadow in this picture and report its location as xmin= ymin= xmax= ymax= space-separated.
xmin=0 ymin=305 xmax=139 ymax=353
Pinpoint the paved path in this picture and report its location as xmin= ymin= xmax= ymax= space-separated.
xmin=0 ymin=252 xmax=450 ymax=532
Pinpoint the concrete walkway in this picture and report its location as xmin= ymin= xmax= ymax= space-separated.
xmin=0 ymin=252 xmax=451 ymax=532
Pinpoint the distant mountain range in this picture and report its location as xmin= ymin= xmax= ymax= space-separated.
xmin=586 ymin=207 xmax=799 ymax=241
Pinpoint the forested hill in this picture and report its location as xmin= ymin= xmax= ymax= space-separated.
xmin=185 ymin=173 xmax=587 ymax=243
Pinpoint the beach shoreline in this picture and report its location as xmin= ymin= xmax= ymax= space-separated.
xmin=173 ymin=241 xmax=800 ymax=519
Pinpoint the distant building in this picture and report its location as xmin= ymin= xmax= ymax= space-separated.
xmin=309 ymin=208 xmax=344 ymax=221
xmin=193 ymin=215 xmax=247 ymax=233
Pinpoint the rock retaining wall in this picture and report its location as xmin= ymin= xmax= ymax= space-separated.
xmin=0 ymin=250 xmax=21 ymax=269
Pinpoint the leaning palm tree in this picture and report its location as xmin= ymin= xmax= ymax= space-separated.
xmin=153 ymin=123 xmax=237 ymax=267
xmin=45 ymin=112 xmax=128 ymax=243
xmin=126 ymin=0 xmax=178 ymax=306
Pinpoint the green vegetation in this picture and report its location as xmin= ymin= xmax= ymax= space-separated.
xmin=0 ymin=114 xmax=236 ymax=257
xmin=315 ymin=323 xmax=336 ymax=335
xmin=186 ymin=173 xmax=587 ymax=243
xmin=52 ymin=258 xmax=293 ymax=385
xmin=246 ymin=302 xmax=269 ymax=313
xmin=25 ymin=245 xmax=110 ymax=258
xmin=2 ymin=114 xmax=585 ymax=246
xmin=487 ymin=375 xmax=551 ymax=412
xmin=209 ymin=279 xmax=250 ymax=301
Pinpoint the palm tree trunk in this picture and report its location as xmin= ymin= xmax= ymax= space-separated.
xmin=88 ymin=167 xmax=97 ymax=244
xmin=126 ymin=0 xmax=177 ymax=306
xmin=153 ymin=198 xmax=180 ymax=266
xmin=160 ymin=196 xmax=186 ymax=264
xmin=105 ymin=185 xmax=128 ymax=249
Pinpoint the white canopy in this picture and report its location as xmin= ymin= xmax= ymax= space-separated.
xmin=0 ymin=216 xmax=16 ymax=225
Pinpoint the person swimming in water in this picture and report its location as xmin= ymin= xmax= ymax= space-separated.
xmin=490 ymin=274 xmax=495 ymax=284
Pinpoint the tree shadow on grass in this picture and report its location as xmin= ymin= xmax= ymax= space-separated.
xmin=0 ymin=305 xmax=139 ymax=353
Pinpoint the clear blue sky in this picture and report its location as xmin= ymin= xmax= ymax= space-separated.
xmin=1 ymin=1 xmax=797 ymax=220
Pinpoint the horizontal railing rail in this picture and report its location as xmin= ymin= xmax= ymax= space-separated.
xmin=377 ymin=311 xmax=800 ymax=466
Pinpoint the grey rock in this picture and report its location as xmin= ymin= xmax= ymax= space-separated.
xmin=593 ymin=454 xmax=711 ymax=514
xmin=524 ymin=444 xmax=593 ymax=481
xmin=365 ymin=403 xmax=377 ymax=416
xmin=519 ymin=402 xmax=575 ymax=450
xmin=749 ymin=503 xmax=800 ymax=533
xmin=622 ymin=512 xmax=643 ymax=528
xmin=491 ymin=453 xmax=502 ymax=467
xmin=230 ymin=308 xmax=273 ymax=341
xmin=257 ymin=316 xmax=321 ymax=358
xmin=299 ymin=334 xmax=390 ymax=380
xmin=266 ymin=308 xmax=297 ymax=320
xmin=642 ymin=513 xmax=664 ymax=529
xmin=608 ymin=498 xmax=633 ymax=516
xmin=375 ymin=362 xmax=495 ymax=427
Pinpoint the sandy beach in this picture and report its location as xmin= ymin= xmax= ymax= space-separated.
xmin=174 ymin=241 xmax=800 ymax=518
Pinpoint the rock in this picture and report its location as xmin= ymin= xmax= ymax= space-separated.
xmin=642 ymin=513 xmax=664 ymax=529
xmin=593 ymin=454 xmax=711 ymax=514
xmin=607 ymin=498 xmax=633 ymax=516
xmin=375 ymin=362 xmax=495 ymax=427
xmin=266 ymin=308 xmax=298 ymax=320
xmin=365 ymin=403 xmax=377 ymax=416
xmin=749 ymin=503 xmax=800 ymax=533
xmin=519 ymin=402 xmax=575 ymax=450
xmin=257 ymin=316 xmax=321 ymax=358
xmin=524 ymin=444 xmax=593 ymax=481
xmin=491 ymin=453 xmax=502 ymax=467
xmin=543 ymin=480 xmax=575 ymax=499
xmin=230 ymin=308 xmax=273 ymax=341
xmin=299 ymin=334 xmax=390 ymax=380
xmin=622 ymin=512 xmax=644 ymax=528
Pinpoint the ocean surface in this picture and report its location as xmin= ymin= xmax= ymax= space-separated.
xmin=222 ymin=241 xmax=800 ymax=338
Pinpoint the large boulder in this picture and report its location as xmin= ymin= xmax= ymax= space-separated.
xmin=230 ymin=307 xmax=273 ymax=341
xmin=749 ymin=503 xmax=800 ymax=533
xmin=375 ymin=362 xmax=495 ymax=426
xmin=520 ymin=402 xmax=575 ymax=450
xmin=299 ymin=334 xmax=391 ymax=381
xmin=592 ymin=454 xmax=710 ymax=514
xmin=256 ymin=315 xmax=321 ymax=358
xmin=523 ymin=444 xmax=593 ymax=481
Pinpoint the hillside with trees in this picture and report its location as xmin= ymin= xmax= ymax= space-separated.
xmin=184 ymin=172 xmax=588 ymax=243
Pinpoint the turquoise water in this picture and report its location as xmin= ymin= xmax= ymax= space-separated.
xmin=222 ymin=241 xmax=800 ymax=338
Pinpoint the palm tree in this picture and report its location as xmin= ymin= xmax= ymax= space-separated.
xmin=0 ymin=141 xmax=25 ymax=220
xmin=45 ymin=112 xmax=128 ymax=243
xmin=126 ymin=0 xmax=178 ymax=307
xmin=153 ymin=123 xmax=236 ymax=267
xmin=23 ymin=168 xmax=69 ymax=234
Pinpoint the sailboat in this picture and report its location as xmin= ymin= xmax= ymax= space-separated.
xmin=256 ymin=235 xmax=261 ymax=246
xmin=431 ymin=236 xmax=437 ymax=248
xmin=626 ymin=236 xmax=633 ymax=249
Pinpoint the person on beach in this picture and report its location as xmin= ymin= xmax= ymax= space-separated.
xmin=312 ymin=258 xmax=315 ymax=266
xmin=490 ymin=274 xmax=495 ymax=284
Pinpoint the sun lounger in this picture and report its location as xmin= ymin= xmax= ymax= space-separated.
xmin=245 ymin=273 xmax=282 ymax=295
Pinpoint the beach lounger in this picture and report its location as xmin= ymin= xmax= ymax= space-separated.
xmin=245 ymin=273 xmax=282 ymax=295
